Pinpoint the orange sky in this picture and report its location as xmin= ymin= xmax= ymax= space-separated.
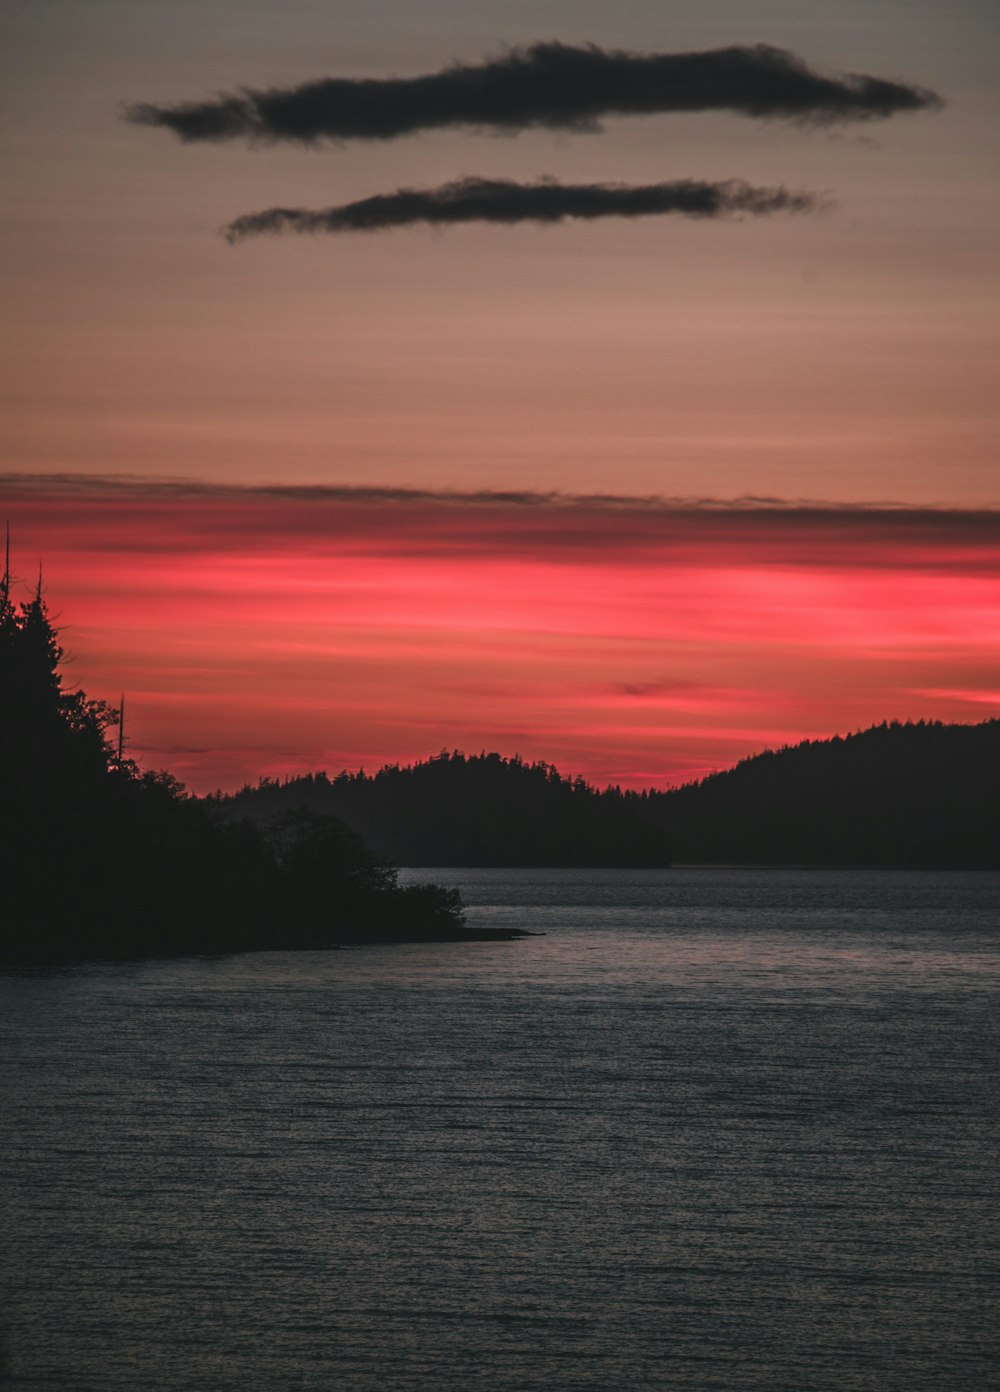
xmin=4 ymin=2 xmax=997 ymax=506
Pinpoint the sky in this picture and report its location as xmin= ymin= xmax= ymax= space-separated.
xmin=2 ymin=0 xmax=998 ymax=792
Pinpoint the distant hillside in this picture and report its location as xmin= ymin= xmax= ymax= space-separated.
xmin=218 ymin=751 xmax=670 ymax=868
xmin=652 ymin=719 xmax=999 ymax=868
xmin=216 ymin=721 xmax=999 ymax=870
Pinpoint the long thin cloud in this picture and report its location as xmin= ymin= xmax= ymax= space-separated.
xmin=4 ymin=474 xmax=997 ymax=574
xmin=126 ymin=41 xmax=941 ymax=144
xmin=223 ymin=176 xmax=821 ymax=241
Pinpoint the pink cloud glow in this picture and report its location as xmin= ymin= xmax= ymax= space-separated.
xmin=3 ymin=475 xmax=997 ymax=792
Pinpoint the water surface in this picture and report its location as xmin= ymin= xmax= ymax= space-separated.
xmin=3 ymin=869 xmax=998 ymax=1390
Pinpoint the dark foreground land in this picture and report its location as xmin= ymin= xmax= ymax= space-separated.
xmin=0 ymin=576 xmax=523 ymax=969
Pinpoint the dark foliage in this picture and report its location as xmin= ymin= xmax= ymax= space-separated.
xmin=0 ymin=573 xmax=481 ymax=968
xmin=218 ymin=751 xmax=671 ymax=868
xmin=219 ymin=723 xmax=999 ymax=871
xmin=652 ymin=720 xmax=1000 ymax=867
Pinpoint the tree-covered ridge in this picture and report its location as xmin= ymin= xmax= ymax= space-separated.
xmin=651 ymin=719 xmax=1000 ymax=867
xmin=219 ymin=750 xmax=671 ymax=868
xmin=1 ymin=568 xmax=492 ymax=968
xmin=220 ymin=721 xmax=999 ymax=869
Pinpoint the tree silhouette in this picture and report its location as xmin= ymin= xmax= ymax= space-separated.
xmin=0 ymin=560 xmax=480 ymax=966
xmin=221 ymin=749 xmax=672 ymax=867
xmin=651 ymin=720 xmax=1000 ymax=867
xmin=221 ymin=724 xmax=999 ymax=870
xmin=4 ymin=570 xmax=119 ymax=802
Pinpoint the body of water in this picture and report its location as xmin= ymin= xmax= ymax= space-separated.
xmin=3 ymin=868 xmax=999 ymax=1390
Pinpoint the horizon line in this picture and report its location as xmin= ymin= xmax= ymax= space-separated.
xmin=199 ymin=715 xmax=999 ymax=800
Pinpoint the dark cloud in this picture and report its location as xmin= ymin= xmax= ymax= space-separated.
xmin=125 ymin=41 xmax=941 ymax=145
xmin=5 ymin=472 xmax=996 ymax=519
xmin=223 ymin=176 xmax=821 ymax=241
xmin=620 ymin=680 xmax=702 ymax=697
xmin=3 ymin=474 xmax=997 ymax=576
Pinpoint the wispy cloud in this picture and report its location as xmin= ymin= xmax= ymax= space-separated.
xmin=3 ymin=474 xmax=997 ymax=573
xmin=125 ymin=41 xmax=941 ymax=145
xmin=223 ymin=175 xmax=821 ymax=241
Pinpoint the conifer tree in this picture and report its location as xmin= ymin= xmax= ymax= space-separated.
xmin=1 ymin=566 xmax=116 ymax=799
xmin=0 ymin=527 xmax=17 ymax=689
xmin=1 ymin=553 xmax=469 ymax=965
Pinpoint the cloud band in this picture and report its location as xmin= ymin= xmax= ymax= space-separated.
xmin=223 ymin=176 xmax=822 ymax=240
xmin=4 ymin=473 xmax=997 ymax=574
xmin=126 ymin=41 xmax=941 ymax=145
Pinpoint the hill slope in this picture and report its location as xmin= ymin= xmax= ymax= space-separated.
xmin=218 ymin=721 xmax=999 ymax=869
xmin=219 ymin=751 xmax=670 ymax=867
xmin=652 ymin=719 xmax=999 ymax=867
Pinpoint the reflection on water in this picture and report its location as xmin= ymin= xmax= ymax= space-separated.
xmin=2 ymin=869 xmax=998 ymax=1391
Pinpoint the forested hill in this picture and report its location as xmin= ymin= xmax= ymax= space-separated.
xmin=218 ymin=721 xmax=999 ymax=869
xmin=217 ymin=752 xmax=671 ymax=867
xmin=651 ymin=719 xmax=999 ymax=868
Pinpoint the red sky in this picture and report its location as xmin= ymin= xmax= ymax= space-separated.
xmin=5 ymin=476 xmax=997 ymax=793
